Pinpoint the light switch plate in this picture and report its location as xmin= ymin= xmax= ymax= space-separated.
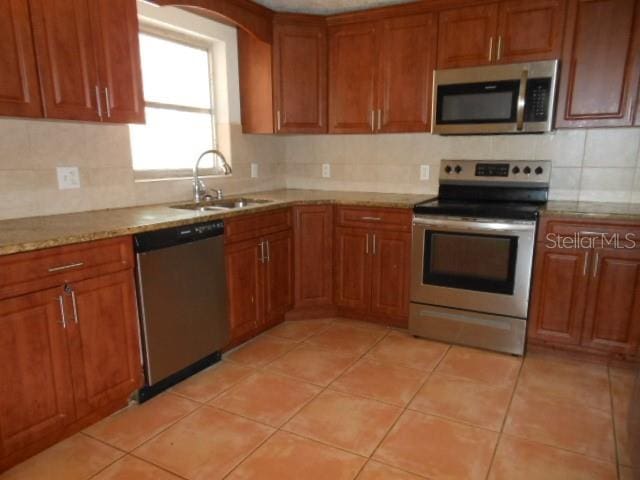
xmin=251 ymin=163 xmax=259 ymax=178
xmin=57 ymin=167 xmax=81 ymax=190
xmin=420 ymin=165 xmax=430 ymax=181
xmin=322 ymin=163 xmax=331 ymax=178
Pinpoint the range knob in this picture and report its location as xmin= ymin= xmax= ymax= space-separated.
xmin=454 ymin=165 xmax=462 ymax=174
xmin=512 ymin=166 xmax=520 ymax=174
xmin=444 ymin=165 xmax=452 ymax=174
xmin=535 ymin=166 xmax=544 ymax=175
xmin=523 ymin=166 xmax=532 ymax=175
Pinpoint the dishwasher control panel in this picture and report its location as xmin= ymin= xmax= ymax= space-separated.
xmin=135 ymin=220 xmax=225 ymax=253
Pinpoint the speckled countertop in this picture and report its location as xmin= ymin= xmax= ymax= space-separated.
xmin=542 ymin=201 xmax=640 ymax=222
xmin=0 ymin=189 xmax=434 ymax=256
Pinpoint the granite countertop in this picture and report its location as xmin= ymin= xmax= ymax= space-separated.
xmin=0 ymin=189 xmax=434 ymax=256
xmin=542 ymin=201 xmax=640 ymax=222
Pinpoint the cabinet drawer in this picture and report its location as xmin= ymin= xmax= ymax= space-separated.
xmin=225 ymin=209 xmax=292 ymax=243
xmin=336 ymin=206 xmax=412 ymax=231
xmin=0 ymin=236 xmax=133 ymax=300
xmin=538 ymin=216 xmax=640 ymax=247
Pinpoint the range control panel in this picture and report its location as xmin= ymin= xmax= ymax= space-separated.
xmin=440 ymin=159 xmax=552 ymax=185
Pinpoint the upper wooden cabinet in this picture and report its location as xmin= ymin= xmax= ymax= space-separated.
xmin=239 ymin=15 xmax=327 ymax=134
xmin=328 ymin=22 xmax=378 ymax=133
xmin=89 ymin=0 xmax=145 ymax=123
xmin=378 ymin=14 xmax=437 ymax=133
xmin=437 ymin=0 xmax=565 ymax=68
xmin=437 ymin=4 xmax=498 ymax=68
xmin=273 ymin=19 xmax=327 ymax=133
xmin=1 ymin=0 xmax=144 ymax=123
xmin=556 ymin=0 xmax=640 ymax=128
xmin=0 ymin=0 xmax=42 ymax=118
xmin=329 ymin=13 xmax=436 ymax=134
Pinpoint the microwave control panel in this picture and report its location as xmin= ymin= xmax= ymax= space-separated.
xmin=524 ymin=78 xmax=552 ymax=122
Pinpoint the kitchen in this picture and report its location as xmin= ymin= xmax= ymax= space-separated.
xmin=0 ymin=0 xmax=639 ymax=478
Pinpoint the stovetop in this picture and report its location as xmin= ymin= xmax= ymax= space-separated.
xmin=413 ymin=198 xmax=543 ymax=221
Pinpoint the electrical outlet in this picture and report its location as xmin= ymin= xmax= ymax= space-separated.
xmin=322 ymin=163 xmax=331 ymax=178
xmin=420 ymin=165 xmax=430 ymax=181
xmin=56 ymin=167 xmax=81 ymax=190
xmin=251 ymin=163 xmax=259 ymax=178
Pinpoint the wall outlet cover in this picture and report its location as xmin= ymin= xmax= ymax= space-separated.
xmin=57 ymin=167 xmax=81 ymax=190
xmin=322 ymin=163 xmax=331 ymax=178
xmin=420 ymin=165 xmax=430 ymax=181
xmin=251 ymin=163 xmax=259 ymax=178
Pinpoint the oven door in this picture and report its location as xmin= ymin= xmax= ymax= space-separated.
xmin=411 ymin=215 xmax=536 ymax=319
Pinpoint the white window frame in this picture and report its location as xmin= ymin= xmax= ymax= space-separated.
xmin=132 ymin=22 xmax=222 ymax=181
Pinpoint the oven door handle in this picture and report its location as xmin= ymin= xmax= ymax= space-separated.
xmin=413 ymin=217 xmax=536 ymax=234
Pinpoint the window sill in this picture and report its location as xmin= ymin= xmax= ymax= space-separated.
xmin=134 ymin=173 xmax=231 ymax=183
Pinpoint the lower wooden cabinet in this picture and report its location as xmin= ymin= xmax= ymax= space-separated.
xmin=225 ymin=217 xmax=293 ymax=346
xmin=0 ymin=288 xmax=76 ymax=457
xmin=334 ymin=225 xmax=411 ymax=325
xmin=529 ymin=220 xmax=640 ymax=359
xmin=65 ymin=271 xmax=143 ymax=419
xmin=0 ymin=238 xmax=142 ymax=471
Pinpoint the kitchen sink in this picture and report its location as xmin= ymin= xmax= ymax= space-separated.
xmin=171 ymin=198 xmax=273 ymax=212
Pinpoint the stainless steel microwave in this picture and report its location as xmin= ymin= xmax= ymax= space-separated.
xmin=431 ymin=60 xmax=559 ymax=135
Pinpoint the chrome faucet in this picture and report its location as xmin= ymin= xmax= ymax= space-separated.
xmin=193 ymin=149 xmax=232 ymax=203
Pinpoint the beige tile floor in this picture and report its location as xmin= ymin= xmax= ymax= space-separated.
xmin=1 ymin=317 xmax=637 ymax=480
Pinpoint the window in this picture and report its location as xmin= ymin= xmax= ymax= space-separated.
xmin=130 ymin=30 xmax=221 ymax=178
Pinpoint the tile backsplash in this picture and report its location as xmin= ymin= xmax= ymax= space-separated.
xmin=0 ymin=116 xmax=639 ymax=220
xmin=282 ymin=128 xmax=640 ymax=203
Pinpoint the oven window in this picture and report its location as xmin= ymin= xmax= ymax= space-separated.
xmin=436 ymin=80 xmax=519 ymax=124
xmin=423 ymin=231 xmax=518 ymax=295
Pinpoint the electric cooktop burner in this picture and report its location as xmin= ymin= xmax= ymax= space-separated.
xmin=413 ymin=199 xmax=542 ymax=221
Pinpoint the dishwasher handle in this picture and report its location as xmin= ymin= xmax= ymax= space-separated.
xmin=135 ymin=220 xmax=225 ymax=253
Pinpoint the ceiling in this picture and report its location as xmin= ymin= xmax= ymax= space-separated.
xmin=252 ymin=0 xmax=416 ymax=14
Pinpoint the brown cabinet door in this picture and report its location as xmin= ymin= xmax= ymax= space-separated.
xmin=89 ymin=0 xmax=145 ymax=124
xmin=293 ymin=205 xmax=333 ymax=308
xmin=437 ymin=4 xmax=499 ymax=68
xmin=496 ymin=0 xmax=566 ymax=63
xmin=370 ymin=230 xmax=411 ymax=321
xmin=263 ymin=230 xmax=294 ymax=325
xmin=0 ymin=0 xmax=42 ymax=118
xmin=334 ymin=227 xmax=371 ymax=312
xmin=329 ymin=22 xmax=378 ymax=133
xmin=273 ymin=21 xmax=327 ymax=133
xmin=0 ymin=288 xmax=75 ymax=456
xmin=226 ymin=238 xmax=263 ymax=343
xmin=66 ymin=271 xmax=142 ymax=419
xmin=581 ymin=248 xmax=640 ymax=354
xmin=29 ymin=0 xmax=102 ymax=121
xmin=556 ymin=0 xmax=640 ymax=128
xmin=378 ymin=14 xmax=437 ymax=133
xmin=528 ymin=245 xmax=590 ymax=345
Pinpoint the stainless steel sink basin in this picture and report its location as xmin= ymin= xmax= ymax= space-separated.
xmin=171 ymin=198 xmax=273 ymax=212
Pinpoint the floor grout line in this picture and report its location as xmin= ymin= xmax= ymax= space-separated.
xmin=607 ymin=366 xmax=623 ymax=480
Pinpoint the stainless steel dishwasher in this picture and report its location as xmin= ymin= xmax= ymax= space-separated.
xmin=134 ymin=220 xmax=228 ymax=401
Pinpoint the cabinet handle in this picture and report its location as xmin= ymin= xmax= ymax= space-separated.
xmin=593 ymin=252 xmax=600 ymax=278
xmin=58 ymin=295 xmax=67 ymax=329
xmin=365 ymin=233 xmax=369 ymax=255
xmin=370 ymin=111 xmax=375 ymax=132
xmin=48 ymin=261 xmax=84 ymax=273
xmin=361 ymin=216 xmax=381 ymax=221
xmin=496 ymin=35 xmax=503 ymax=61
xmin=377 ymin=110 xmax=382 ymax=130
xmin=372 ymin=233 xmax=377 ymax=255
xmin=64 ymin=285 xmax=79 ymax=324
xmin=95 ymin=85 xmax=102 ymax=119
xmin=259 ymin=241 xmax=265 ymax=263
xmin=104 ymin=87 xmax=112 ymax=118
xmin=276 ymin=110 xmax=281 ymax=131
xmin=265 ymin=240 xmax=271 ymax=263
xmin=488 ymin=36 xmax=494 ymax=61
xmin=583 ymin=251 xmax=590 ymax=277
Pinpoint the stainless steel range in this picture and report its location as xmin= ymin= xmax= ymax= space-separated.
xmin=410 ymin=159 xmax=551 ymax=355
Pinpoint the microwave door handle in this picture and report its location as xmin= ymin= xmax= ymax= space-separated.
xmin=516 ymin=69 xmax=528 ymax=131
